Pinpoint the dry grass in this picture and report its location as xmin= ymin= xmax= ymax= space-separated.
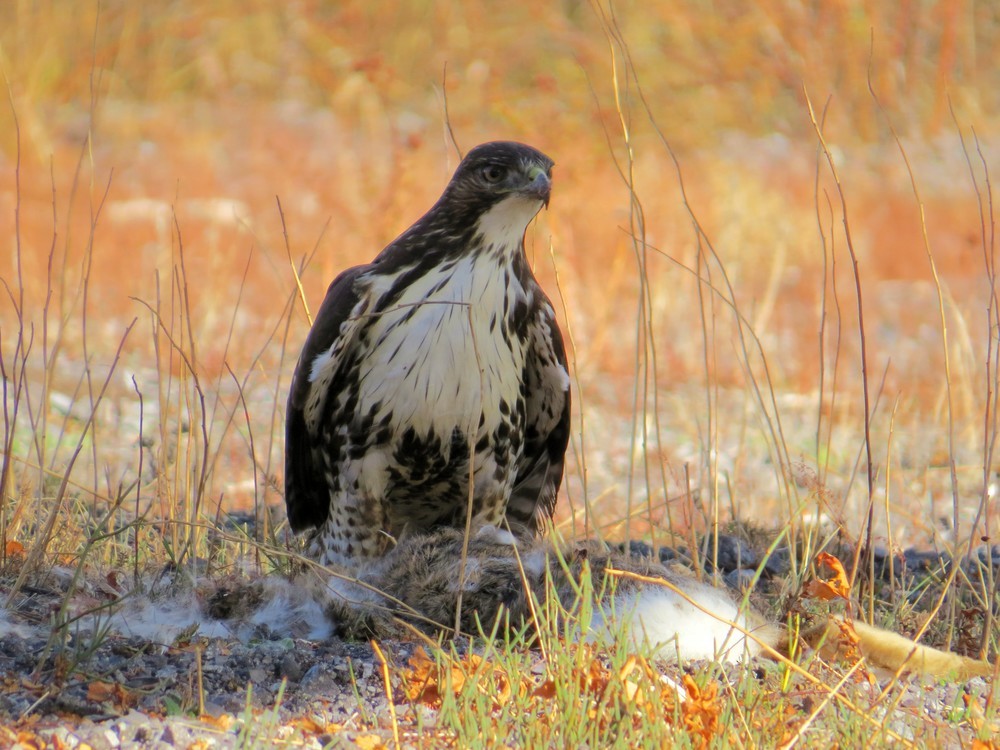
xmin=1 ymin=0 xmax=999 ymax=746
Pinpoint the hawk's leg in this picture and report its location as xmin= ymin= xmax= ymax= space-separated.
xmin=308 ymin=490 xmax=392 ymax=567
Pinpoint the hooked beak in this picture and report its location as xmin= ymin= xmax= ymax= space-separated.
xmin=521 ymin=166 xmax=552 ymax=207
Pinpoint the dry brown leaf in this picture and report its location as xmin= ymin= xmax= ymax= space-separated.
xmin=964 ymin=693 xmax=1000 ymax=739
xmin=400 ymin=646 xmax=487 ymax=706
xmin=86 ymin=680 xmax=135 ymax=708
xmin=622 ymin=679 xmax=642 ymax=705
xmin=680 ymin=674 xmax=722 ymax=750
xmin=577 ymin=646 xmax=612 ymax=695
xmin=531 ymin=679 xmax=557 ymax=700
xmin=804 ymin=552 xmax=852 ymax=601
xmin=618 ymin=655 xmax=648 ymax=707
xmin=104 ymin=570 xmax=126 ymax=596
xmin=835 ymin=618 xmax=861 ymax=652
xmin=14 ymin=731 xmax=46 ymax=750
xmin=86 ymin=681 xmax=117 ymax=703
xmin=199 ymin=713 xmax=235 ymax=730
xmin=400 ymin=647 xmax=440 ymax=704
xmin=4 ymin=540 xmax=25 ymax=558
xmin=289 ymin=716 xmax=342 ymax=735
xmin=812 ymin=616 xmax=875 ymax=682
xmin=355 ymin=733 xmax=387 ymax=749
xmin=492 ymin=668 xmax=513 ymax=707
xmin=618 ymin=654 xmax=638 ymax=681
xmin=830 ymin=617 xmax=865 ymax=670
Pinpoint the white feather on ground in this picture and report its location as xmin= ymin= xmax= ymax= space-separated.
xmin=81 ymin=571 xmax=768 ymax=664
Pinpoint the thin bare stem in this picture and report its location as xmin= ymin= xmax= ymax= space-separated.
xmin=803 ymin=87 xmax=876 ymax=587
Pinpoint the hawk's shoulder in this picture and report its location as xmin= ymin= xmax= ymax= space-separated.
xmin=508 ymin=296 xmax=571 ymax=531
xmin=285 ymin=264 xmax=367 ymax=531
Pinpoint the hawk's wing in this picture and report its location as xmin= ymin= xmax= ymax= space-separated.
xmin=507 ymin=301 xmax=571 ymax=532
xmin=285 ymin=265 xmax=368 ymax=532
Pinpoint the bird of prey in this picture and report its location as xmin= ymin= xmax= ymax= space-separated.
xmin=285 ymin=141 xmax=571 ymax=568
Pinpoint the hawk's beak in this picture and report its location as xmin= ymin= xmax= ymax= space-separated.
xmin=522 ymin=167 xmax=552 ymax=207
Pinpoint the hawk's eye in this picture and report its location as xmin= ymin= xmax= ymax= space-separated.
xmin=481 ymin=165 xmax=506 ymax=183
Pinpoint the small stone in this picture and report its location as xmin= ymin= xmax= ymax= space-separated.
xmin=659 ymin=546 xmax=690 ymax=565
xmin=301 ymin=664 xmax=324 ymax=686
xmin=761 ymin=546 xmax=790 ymax=578
xmin=45 ymin=727 xmax=79 ymax=749
xmin=870 ymin=545 xmax=900 ymax=580
xmin=620 ymin=540 xmax=655 ymax=558
xmin=724 ymin=568 xmax=757 ymax=592
xmin=973 ymin=544 xmax=1000 ymax=567
xmin=249 ymin=667 xmax=269 ymax=683
xmin=704 ymin=534 xmax=758 ymax=572
xmin=902 ymin=548 xmax=949 ymax=574
xmin=279 ymin=654 xmax=304 ymax=682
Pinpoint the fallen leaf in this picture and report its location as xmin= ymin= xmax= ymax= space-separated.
xmin=400 ymin=646 xmax=494 ymax=707
xmin=86 ymin=680 xmax=136 ymax=709
xmin=103 ymin=570 xmax=126 ymax=596
xmin=618 ymin=655 xmax=646 ymax=706
xmin=492 ymin=668 xmax=513 ymax=707
xmin=812 ymin=616 xmax=868 ymax=675
xmin=804 ymin=552 xmax=851 ymax=601
xmin=834 ymin=618 xmax=862 ymax=660
xmin=680 ymin=674 xmax=722 ymax=749
xmin=289 ymin=716 xmax=342 ymax=734
xmin=400 ymin=647 xmax=440 ymax=704
xmin=531 ymin=679 xmax=557 ymax=700
xmin=622 ymin=678 xmax=642 ymax=704
xmin=964 ymin=693 xmax=1000 ymax=739
xmin=86 ymin=681 xmax=117 ymax=703
xmin=14 ymin=731 xmax=45 ymax=750
xmin=199 ymin=713 xmax=235 ymax=730
xmin=355 ymin=733 xmax=387 ymax=749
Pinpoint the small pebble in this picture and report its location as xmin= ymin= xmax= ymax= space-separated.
xmin=280 ymin=653 xmax=304 ymax=682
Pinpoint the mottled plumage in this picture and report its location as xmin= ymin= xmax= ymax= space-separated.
xmin=285 ymin=142 xmax=570 ymax=567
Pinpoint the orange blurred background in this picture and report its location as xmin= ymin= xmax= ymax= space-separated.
xmin=1 ymin=1 xmax=998 ymax=548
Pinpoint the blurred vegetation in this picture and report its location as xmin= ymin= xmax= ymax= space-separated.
xmin=1 ymin=0 xmax=996 ymax=156
xmin=1 ymin=0 xmax=998 ymax=567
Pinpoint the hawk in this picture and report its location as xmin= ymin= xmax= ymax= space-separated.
xmin=285 ymin=141 xmax=571 ymax=568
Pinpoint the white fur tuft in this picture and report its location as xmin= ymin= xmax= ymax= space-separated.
xmin=591 ymin=581 xmax=767 ymax=663
xmin=108 ymin=593 xmax=233 ymax=643
xmin=245 ymin=578 xmax=334 ymax=640
xmin=474 ymin=524 xmax=518 ymax=545
xmin=106 ymin=577 xmax=336 ymax=644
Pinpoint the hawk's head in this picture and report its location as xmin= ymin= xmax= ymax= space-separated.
xmin=372 ymin=141 xmax=554 ymax=266
xmin=442 ymin=141 xmax=553 ymax=217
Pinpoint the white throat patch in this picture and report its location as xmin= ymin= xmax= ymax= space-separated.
xmin=474 ymin=194 xmax=544 ymax=256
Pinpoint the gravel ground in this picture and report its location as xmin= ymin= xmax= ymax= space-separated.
xmin=1 ymin=534 xmax=996 ymax=749
xmin=0 ymin=622 xmax=993 ymax=749
xmin=0 ymin=626 xmax=421 ymax=748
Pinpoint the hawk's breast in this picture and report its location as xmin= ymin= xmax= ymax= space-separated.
xmin=355 ymin=251 xmax=531 ymax=444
